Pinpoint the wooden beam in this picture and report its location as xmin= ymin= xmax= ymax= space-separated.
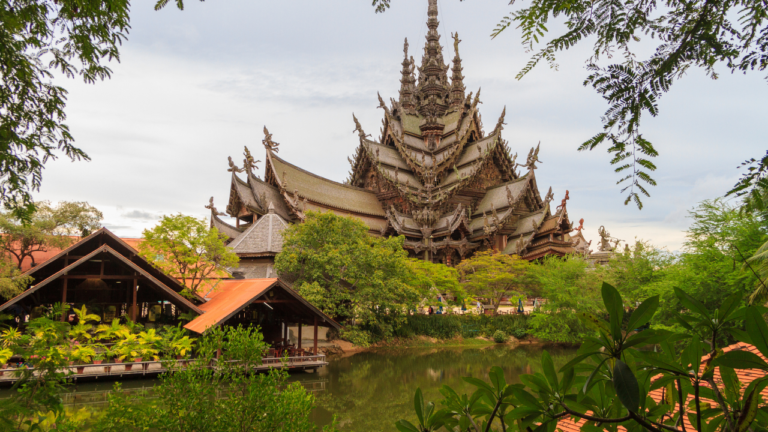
xmin=250 ymin=299 xmax=295 ymax=304
xmin=313 ymin=316 xmax=318 ymax=355
xmin=59 ymin=275 xmax=145 ymax=280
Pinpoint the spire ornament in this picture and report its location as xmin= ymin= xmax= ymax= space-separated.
xmin=227 ymin=156 xmax=243 ymax=173
xmin=243 ymin=146 xmax=261 ymax=173
xmin=205 ymin=197 xmax=226 ymax=216
xmin=262 ymin=127 xmax=280 ymax=153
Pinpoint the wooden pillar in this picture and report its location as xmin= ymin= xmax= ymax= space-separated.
xmin=61 ymin=254 xmax=69 ymax=322
xmin=297 ymin=324 xmax=302 ymax=350
xmin=60 ymin=279 xmax=68 ymax=322
xmin=313 ymin=317 xmax=318 ymax=355
xmin=131 ymin=277 xmax=138 ymax=322
xmin=283 ymin=321 xmax=288 ymax=344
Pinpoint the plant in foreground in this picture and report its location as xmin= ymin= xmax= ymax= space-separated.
xmin=397 ymin=282 xmax=768 ymax=432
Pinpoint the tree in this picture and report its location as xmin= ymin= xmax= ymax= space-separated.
xmin=138 ymin=214 xmax=239 ymax=298
xmin=455 ymin=251 xmax=536 ymax=315
xmin=0 ymin=259 xmax=32 ymax=300
xmin=397 ymin=283 xmax=768 ymax=432
xmin=373 ymin=0 xmax=767 ymax=208
xmin=274 ymin=211 xmax=440 ymax=345
xmin=527 ymin=254 xmax=604 ymax=342
xmin=0 ymin=200 xmax=103 ymax=270
xmin=1 ymin=0 xmax=131 ymax=220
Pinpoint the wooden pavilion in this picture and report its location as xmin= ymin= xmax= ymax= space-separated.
xmin=0 ymin=228 xmax=202 ymax=325
xmin=184 ymin=278 xmax=340 ymax=356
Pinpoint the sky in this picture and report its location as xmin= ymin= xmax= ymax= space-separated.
xmin=36 ymin=0 xmax=767 ymax=251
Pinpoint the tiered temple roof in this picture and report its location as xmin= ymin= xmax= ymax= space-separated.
xmin=214 ymin=0 xmax=579 ymax=265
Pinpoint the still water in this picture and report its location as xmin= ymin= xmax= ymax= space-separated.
xmin=3 ymin=344 xmax=577 ymax=431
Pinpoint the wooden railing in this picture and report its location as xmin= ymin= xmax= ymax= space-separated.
xmin=0 ymin=354 xmax=328 ymax=382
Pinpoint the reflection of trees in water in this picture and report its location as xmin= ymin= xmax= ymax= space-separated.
xmin=307 ymin=345 xmax=577 ymax=432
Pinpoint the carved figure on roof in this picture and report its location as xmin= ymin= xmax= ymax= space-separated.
xmin=404 ymin=37 xmax=409 ymax=58
xmin=352 ymin=114 xmax=370 ymax=139
xmin=243 ymin=146 xmax=260 ymax=173
xmin=452 ymin=32 xmax=461 ymax=53
xmin=262 ymin=126 xmax=280 ymax=153
xmin=557 ymin=190 xmax=570 ymax=210
xmin=518 ymin=143 xmax=542 ymax=171
xmin=576 ymin=218 xmax=584 ymax=231
xmin=597 ymin=225 xmax=622 ymax=252
xmin=227 ymin=157 xmax=243 ymax=174
xmin=544 ymin=186 xmax=554 ymax=204
xmin=506 ymin=185 xmax=515 ymax=206
xmin=205 ymin=197 xmax=226 ymax=216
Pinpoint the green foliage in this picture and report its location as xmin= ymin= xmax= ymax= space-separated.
xmin=527 ymin=254 xmax=603 ymax=343
xmin=0 ymin=1 xmax=130 ymax=220
xmin=0 ymin=259 xmax=32 ymax=301
xmin=139 ymin=214 xmax=239 ymax=297
xmin=0 ymin=201 xmax=103 ymax=271
xmin=492 ymin=330 xmax=507 ymax=344
xmin=456 ymin=251 xmax=537 ymax=314
xmin=393 ymin=314 xmax=529 ymax=340
xmin=399 ymin=282 xmax=768 ymax=432
xmin=276 ymin=211 xmax=456 ymax=344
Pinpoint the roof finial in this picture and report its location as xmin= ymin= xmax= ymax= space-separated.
xmin=449 ymin=32 xmax=466 ymax=109
xmin=262 ymin=126 xmax=280 ymax=153
xmin=205 ymin=197 xmax=226 ymax=216
xmin=416 ymin=0 xmax=450 ymax=118
xmin=268 ymin=201 xmax=275 ymax=214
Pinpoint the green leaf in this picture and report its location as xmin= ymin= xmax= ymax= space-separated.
xmin=623 ymin=329 xmax=672 ymax=350
xmin=395 ymin=420 xmax=421 ymax=432
xmin=511 ymin=387 xmax=544 ymax=410
xmin=559 ymin=351 xmax=603 ymax=373
xmin=627 ymin=295 xmax=659 ymax=330
xmin=489 ymin=366 xmax=506 ymax=393
xmin=578 ymin=312 xmax=611 ymax=337
xmin=674 ymin=287 xmax=711 ymax=320
xmin=730 ymin=328 xmax=753 ymax=345
xmin=541 ymin=351 xmax=559 ymax=392
xmin=713 ymin=350 xmax=768 ymax=370
xmin=613 ymin=359 xmax=640 ymax=413
xmin=602 ymin=282 xmax=624 ymax=341
xmin=746 ymin=307 xmax=768 ymax=359
xmin=718 ymin=293 xmax=743 ymax=322
xmin=462 ymin=377 xmax=495 ymax=395
xmin=520 ymin=374 xmax=551 ymax=393
xmin=414 ymin=388 xmax=424 ymax=425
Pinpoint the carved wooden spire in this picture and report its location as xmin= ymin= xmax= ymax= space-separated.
xmin=416 ymin=0 xmax=450 ymax=118
xmin=449 ymin=32 xmax=465 ymax=109
xmin=398 ymin=38 xmax=417 ymax=114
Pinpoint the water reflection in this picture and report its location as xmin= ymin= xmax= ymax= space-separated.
xmin=299 ymin=344 xmax=577 ymax=431
xmin=0 ymin=344 xmax=577 ymax=432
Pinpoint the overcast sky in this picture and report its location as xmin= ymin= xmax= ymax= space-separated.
xmin=37 ymin=0 xmax=766 ymax=251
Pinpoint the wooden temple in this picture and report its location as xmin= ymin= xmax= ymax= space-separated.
xmin=213 ymin=0 xmax=579 ymax=266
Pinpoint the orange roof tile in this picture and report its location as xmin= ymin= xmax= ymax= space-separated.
xmin=184 ymin=279 xmax=278 ymax=334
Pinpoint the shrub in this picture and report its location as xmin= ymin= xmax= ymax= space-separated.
xmin=492 ymin=330 xmax=507 ymax=343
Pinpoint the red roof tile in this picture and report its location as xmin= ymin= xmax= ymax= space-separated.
xmin=184 ymin=279 xmax=278 ymax=334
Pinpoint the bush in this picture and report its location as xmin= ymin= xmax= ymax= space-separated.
xmin=492 ymin=330 xmax=507 ymax=343
xmin=392 ymin=314 xmax=529 ymax=340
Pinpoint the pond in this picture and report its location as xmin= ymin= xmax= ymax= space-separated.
xmin=0 ymin=344 xmax=578 ymax=431
xmin=309 ymin=344 xmax=577 ymax=431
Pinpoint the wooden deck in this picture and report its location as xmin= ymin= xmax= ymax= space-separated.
xmin=0 ymin=355 xmax=328 ymax=385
